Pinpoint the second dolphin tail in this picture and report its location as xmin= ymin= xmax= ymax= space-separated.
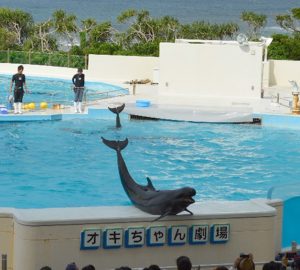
xmin=101 ymin=137 xmax=128 ymax=152
xmin=108 ymin=103 xmax=125 ymax=114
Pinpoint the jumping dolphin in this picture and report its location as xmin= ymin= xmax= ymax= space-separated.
xmin=101 ymin=137 xmax=196 ymax=220
xmin=108 ymin=103 xmax=125 ymax=128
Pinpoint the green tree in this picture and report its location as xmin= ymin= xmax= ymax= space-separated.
xmin=80 ymin=18 xmax=97 ymax=48
xmin=0 ymin=27 xmax=17 ymax=49
xmin=78 ymin=19 xmax=115 ymax=54
xmin=156 ymin=16 xmax=181 ymax=41
xmin=180 ymin=21 xmax=239 ymax=40
xmin=89 ymin=22 xmax=113 ymax=43
xmin=84 ymin=42 xmax=121 ymax=55
xmin=276 ymin=8 xmax=300 ymax=33
xmin=217 ymin=23 xmax=240 ymax=39
xmin=25 ymin=20 xmax=57 ymax=52
xmin=0 ymin=8 xmax=33 ymax=46
xmin=268 ymin=33 xmax=300 ymax=60
xmin=129 ymin=41 xmax=160 ymax=56
xmin=52 ymin=9 xmax=78 ymax=48
xmin=117 ymin=9 xmax=157 ymax=43
xmin=240 ymin=11 xmax=267 ymax=40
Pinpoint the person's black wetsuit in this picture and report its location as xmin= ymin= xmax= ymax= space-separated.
xmin=12 ymin=73 xmax=26 ymax=102
xmin=72 ymin=73 xmax=85 ymax=102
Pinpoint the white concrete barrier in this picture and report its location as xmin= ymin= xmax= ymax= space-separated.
xmin=0 ymin=63 xmax=125 ymax=86
xmin=159 ymin=42 xmax=263 ymax=99
xmin=269 ymin=60 xmax=300 ymax=87
xmin=0 ymin=63 xmax=77 ymax=80
xmin=87 ymin=54 xmax=159 ymax=82
xmin=0 ymin=200 xmax=282 ymax=270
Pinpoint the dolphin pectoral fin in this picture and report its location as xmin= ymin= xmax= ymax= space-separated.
xmin=152 ymin=211 xmax=171 ymax=222
xmin=146 ymin=177 xmax=156 ymax=191
xmin=185 ymin=208 xmax=194 ymax=215
xmin=153 ymin=208 xmax=193 ymax=222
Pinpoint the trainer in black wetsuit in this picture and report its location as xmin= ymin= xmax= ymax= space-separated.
xmin=72 ymin=68 xmax=85 ymax=113
xmin=10 ymin=65 xmax=28 ymax=114
xmin=72 ymin=72 xmax=85 ymax=89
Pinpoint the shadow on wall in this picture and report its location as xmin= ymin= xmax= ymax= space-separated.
xmin=268 ymin=60 xmax=277 ymax=87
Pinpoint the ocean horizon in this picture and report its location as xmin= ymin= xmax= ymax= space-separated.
xmin=0 ymin=0 xmax=298 ymax=34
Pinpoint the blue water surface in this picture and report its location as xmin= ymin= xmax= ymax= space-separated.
xmin=0 ymin=118 xmax=300 ymax=209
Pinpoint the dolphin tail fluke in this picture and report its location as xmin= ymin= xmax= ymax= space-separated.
xmin=101 ymin=137 xmax=128 ymax=152
xmin=108 ymin=104 xmax=125 ymax=128
xmin=108 ymin=103 xmax=125 ymax=114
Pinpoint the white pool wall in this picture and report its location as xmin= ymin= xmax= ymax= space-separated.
xmin=268 ymin=60 xmax=300 ymax=87
xmin=88 ymin=54 xmax=159 ymax=82
xmin=2 ymin=50 xmax=300 ymax=96
xmin=0 ymin=63 xmax=77 ymax=81
xmin=159 ymin=42 xmax=263 ymax=99
xmin=0 ymin=200 xmax=282 ymax=270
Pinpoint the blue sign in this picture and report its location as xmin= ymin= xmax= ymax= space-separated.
xmin=147 ymin=226 xmax=166 ymax=246
xmin=80 ymin=229 xmax=101 ymax=250
xmin=103 ymin=228 xmax=123 ymax=249
xmin=189 ymin=225 xmax=209 ymax=245
xmin=80 ymin=223 xmax=230 ymax=250
xmin=168 ymin=226 xmax=188 ymax=246
xmin=210 ymin=224 xmax=230 ymax=243
xmin=125 ymin=227 xmax=145 ymax=248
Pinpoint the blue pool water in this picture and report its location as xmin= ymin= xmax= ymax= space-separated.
xmin=0 ymin=75 xmax=128 ymax=106
xmin=1 ymin=118 xmax=300 ymax=209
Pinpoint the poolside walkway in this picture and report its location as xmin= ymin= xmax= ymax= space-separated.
xmin=89 ymin=83 xmax=293 ymax=113
xmin=0 ymin=82 xmax=298 ymax=124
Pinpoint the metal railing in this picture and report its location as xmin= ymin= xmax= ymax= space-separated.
xmin=270 ymin=93 xmax=292 ymax=108
xmin=28 ymin=89 xmax=129 ymax=109
xmin=0 ymin=87 xmax=128 ymax=108
xmin=0 ymin=49 xmax=88 ymax=69
xmin=85 ymin=88 xmax=129 ymax=105
xmin=267 ymin=182 xmax=300 ymax=200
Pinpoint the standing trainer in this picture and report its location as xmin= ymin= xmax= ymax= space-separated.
xmin=72 ymin=68 xmax=85 ymax=113
xmin=10 ymin=65 xmax=28 ymax=114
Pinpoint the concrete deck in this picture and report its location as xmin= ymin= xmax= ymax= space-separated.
xmin=0 ymin=83 xmax=299 ymax=126
xmin=92 ymin=83 xmax=294 ymax=116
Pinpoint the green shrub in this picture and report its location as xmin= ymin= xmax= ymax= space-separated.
xmin=9 ymin=51 xmax=29 ymax=64
xmin=30 ymin=52 xmax=50 ymax=65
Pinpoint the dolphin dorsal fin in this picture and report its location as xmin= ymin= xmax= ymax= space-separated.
xmin=146 ymin=177 xmax=156 ymax=191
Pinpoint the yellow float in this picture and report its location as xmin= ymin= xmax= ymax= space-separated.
xmin=27 ymin=103 xmax=35 ymax=110
xmin=40 ymin=102 xmax=48 ymax=109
